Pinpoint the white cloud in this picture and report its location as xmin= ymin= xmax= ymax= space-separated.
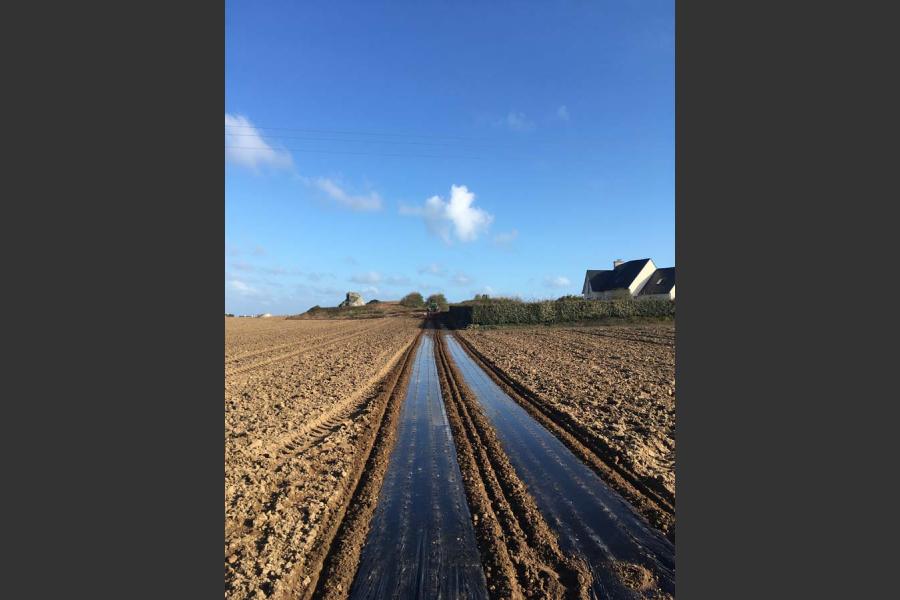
xmin=385 ymin=275 xmax=411 ymax=286
xmin=226 ymin=243 xmax=267 ymax=257
xmin=556 ymin=105 xmax=570 ymax=121
xmin=312 ymin=177 xmax=383 ymax=212
xmin=350 ymin=271 xmax=382 ymax=284
xmin=453 ymin=273 xmax=472 ymax=286
xmin=230 ymin=261 xmax=255 ymax=273
xmin=403 ymin=185 xmax=493 ymax=243
xmin=544 ymin=276 xmax=572 ymax=289
xmin=225 ymin=114 xmax=293 ymax=171
xmin=228 ymin=279 xmax=260 ymax=296
xmin=493 ymin=229 xmax=519 ymax=245
xmin=418 ymin=263 xmax=445 ymax=276
xmin=501 ymin=111 xmax=535 ymax=132
xmin=306 ymin=272 xmax=332 ymax=282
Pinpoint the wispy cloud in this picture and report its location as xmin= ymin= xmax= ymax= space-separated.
xmin=385 ymin=275 xmax=411 ymax=286
xmin=225 ymin=114 xmax=293 ymax=171
xmin=498 ymin=111 xmax=535 ymax=132
xmin=493 ymin=229 xmax=519 ymax=245
xmin=401 ymin=185 xmax=493 ymax=243
xmin=350 ymin=271 xmax=382 ymax=284
xmin=227 ymin=279 xmax=260 ymax=296
xmin=306 ymin=272 xmax=333 ymax=282
xmin=418 ymin=263 xmax=445 ymax=276
xmin=228 ymin=260 xmax=304 ymax=276
xmin=452 ymin=272 xmax=473 ymax=286
xmin=226 ymin=243 xmax=267 ymax=257
xmin=556 ymin=105 xmax=570 ymax=121
xmin=311 ymin=177 xmax=383 ymax=212
xmin=544 ymin=275 xmax=572 ymax=289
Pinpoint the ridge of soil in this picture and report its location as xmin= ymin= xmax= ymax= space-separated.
xmin=452 ymin=331 xmax=675 ymax=538
xmin=434 ymin=330 xmax=592 ymax=600
xmin=304 ymin=330 xmax=422 ymax=600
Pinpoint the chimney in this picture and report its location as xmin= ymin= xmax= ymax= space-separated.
xmin=613 ymin=259 xmax=624 ymax=268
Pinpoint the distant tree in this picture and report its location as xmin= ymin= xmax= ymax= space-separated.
xmin=400 ymin=292 xmax=425 ymax=308
xmin=367 ymin=299 xmax=381 ymax=304
xmin=473 ymin=294 xmax=491 ymax=302
xmin=426 ymin=293 xmax=449 ymax=311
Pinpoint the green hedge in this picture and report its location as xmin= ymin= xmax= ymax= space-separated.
xmin=447 ymin=297 xmax=674 ymax=327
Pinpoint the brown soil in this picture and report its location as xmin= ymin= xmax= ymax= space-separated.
xmin=612 ymin=561 xmax=656 ymax=592
xmin=434 ymin=330 xmax=592 ymax=600
xmin=455 ymin=325 xmax=676 ymax=536
xmin=225 ymin=317 xmax=421 ymax=600
xmin=308 ymin=332 xmax=419 ymax=600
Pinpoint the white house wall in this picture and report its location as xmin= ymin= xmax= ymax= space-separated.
xmin=628 ymin=260 xmax=658 ymax=296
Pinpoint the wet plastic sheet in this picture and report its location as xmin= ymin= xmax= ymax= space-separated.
xmin=445 ymin=335 xmax=675 ymax=599
xmin=349 ymin=333 xmax=488 ymax=600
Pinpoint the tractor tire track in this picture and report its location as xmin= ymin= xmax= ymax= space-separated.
xmin=339 ymin=330 xmax=488 ymax=600
xmin=452 ymin=332 xmax=675 ymax=534
xmin=227 ymin=322 xmax=395 ymax=379
xmin=225 ymin=338 xmax=418 ymax=541
xmin=226 ymin=322 xmax=362 ymax=366
xmin=444 ymin=333 xmax=675 ymax=599
xmin=435 ymin=329 xmax=592 ymax=600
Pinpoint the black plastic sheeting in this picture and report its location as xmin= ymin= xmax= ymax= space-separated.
xmin=349 ymin=332 xmax=488 ymax=600
xmin=445 ymin=335 xmax=675 ymax=599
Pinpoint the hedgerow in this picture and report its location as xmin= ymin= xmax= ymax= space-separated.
xmin=447 ymin=297 xmax=674 ymax=327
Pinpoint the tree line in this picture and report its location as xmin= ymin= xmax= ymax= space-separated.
xmin=400 ymin=292 xmax=448 ymax=311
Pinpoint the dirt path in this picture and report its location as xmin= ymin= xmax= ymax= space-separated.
xmin=444 ymin=333 xmax=675 ymax=599
xmin=347 ymin=330 xmax=487 ymax=599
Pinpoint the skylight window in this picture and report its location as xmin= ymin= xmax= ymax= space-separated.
xmin=657 ymin=278 xmax=664 ymax=285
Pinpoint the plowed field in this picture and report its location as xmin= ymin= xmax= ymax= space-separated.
xmin=225 ymin=317 xmax=421 ymax=599
xmin=224 ymin=318 xmax=676 ymax=599
xmin=457 ymin=325 xmax=676 ymax=516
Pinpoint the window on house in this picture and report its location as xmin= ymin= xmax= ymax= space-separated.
xmin=657 ymin=278 xmax=664 ymax=285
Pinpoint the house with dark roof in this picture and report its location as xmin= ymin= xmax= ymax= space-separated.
xmin=582 ymin=258 xmax=675 ymax=301
xmin=637 ymin=267 xmax=675 ymax=300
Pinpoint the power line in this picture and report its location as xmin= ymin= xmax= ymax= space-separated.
xmin=224 ymin=122 xmax=604 ymax=145
xmin=226 ymin=132 xmax=483 ymax=147
xmin=224 ymin=131 xmax=561 ymax=148
xmin=224 ymin=130 xmax=596 ymax=149
xmin=224 ymin=122 xmax=492 ymax=141
xmin=224 ymin=145 xmax=483 ymax=160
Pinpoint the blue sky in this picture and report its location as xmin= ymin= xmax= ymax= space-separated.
xmin=226 ymin=1 xmax=674 ymax=315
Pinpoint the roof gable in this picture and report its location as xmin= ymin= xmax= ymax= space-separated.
xmin=638 ymin=267 xmax=675 ymax=295
xmin=585 ymin=259 xmax=652 ymax=293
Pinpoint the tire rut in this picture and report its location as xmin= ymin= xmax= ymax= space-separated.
xmin=227 ymin=323 xmax=393 ymax=379
xmin=451 ymin=332 xmax=675 ymax=536
xmin=435 ymin=329 xmax=592 ymax=600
